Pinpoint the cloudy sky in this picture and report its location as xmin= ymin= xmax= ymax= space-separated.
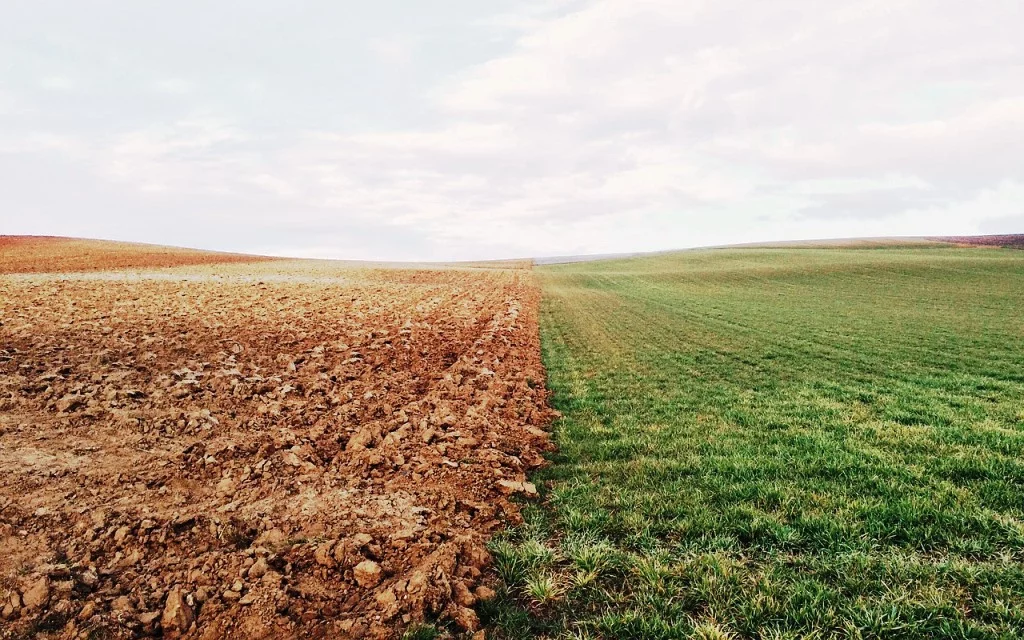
xmin=2 ymin=1 xmax=1021 ymax=260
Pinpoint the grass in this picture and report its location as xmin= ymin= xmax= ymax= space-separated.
xmin=486 ymin=247 xmax=1024 ymax=639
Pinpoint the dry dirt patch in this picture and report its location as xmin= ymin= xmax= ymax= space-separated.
xmin=0 ymin=236 xmax=276 ymax=274
xmin=0 ymin=257 xmax=554 ymax=639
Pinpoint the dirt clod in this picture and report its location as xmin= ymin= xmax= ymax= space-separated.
xmin=162 ymin=586 xmax=194 ymax=638
xmin=354 ymin=560 xmax=383 ymax=587
xmin=22 ymin=577 xmax=50 ymax=610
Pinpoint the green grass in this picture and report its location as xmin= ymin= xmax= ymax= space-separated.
xmin=486 ymin=247 xmax=1024 ymax=639
xmin=402 ymin=623 xmax=442 ymax=640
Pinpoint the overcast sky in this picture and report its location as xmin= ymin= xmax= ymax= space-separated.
xmin=2 ymin=1 xmax=1022 ymax=261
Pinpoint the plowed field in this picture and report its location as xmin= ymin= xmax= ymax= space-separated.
xmin=0 ymin=237 xmax=277 ymax=274
xmin=0 ymin=243 xmax=555 ymax=639
xmin=934 ymin=234 xmax=1024 ymax=249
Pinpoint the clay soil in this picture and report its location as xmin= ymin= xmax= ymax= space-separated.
xmin=0 ymin=241 xmax=555 ymax=639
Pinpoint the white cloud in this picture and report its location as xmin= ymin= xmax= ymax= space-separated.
xmin=1 ymin=0 xmax=1021 ymax=260
xmin=366 ymin=36 xmax=419 ymax=67
xmin=39 ymin=76 xmax=77 ymax=91
xmin=151 ymin=78 xmax=195 ymax=95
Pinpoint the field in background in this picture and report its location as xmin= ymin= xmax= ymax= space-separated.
xmin=488 ymin=247 xmax=1024 ymax=639
xmin=0 ymin=236 xmax=278 ymax=273
xmin=0 ymin=239 xmax=554 ymax=639
xmin=0 ymin=236 xmax=534 ymax=275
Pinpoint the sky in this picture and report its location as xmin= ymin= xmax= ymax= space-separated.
xmin=1 ymin=0 xmax=1022 ymax=261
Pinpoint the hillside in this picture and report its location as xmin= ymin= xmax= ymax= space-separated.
xmin=0 ymin=236 xmax=276 ymax=274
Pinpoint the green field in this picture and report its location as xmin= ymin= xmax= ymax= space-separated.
xmin=484 ymin=247 xmax=1024 ymax=639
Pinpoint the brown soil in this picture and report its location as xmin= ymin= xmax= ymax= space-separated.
xmin=0 ymin=242 xmax=555 ymax=639
xmin=0 ymin=237 xmax=277 ymax=274
xmin=932 ymin=234 xmax=1024 ymax=249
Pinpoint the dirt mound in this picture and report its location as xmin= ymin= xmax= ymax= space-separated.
xmin=0 ymin=236 xmax=276 ymax=274
xmin=0 ymin=260 xmax=555 ymax=638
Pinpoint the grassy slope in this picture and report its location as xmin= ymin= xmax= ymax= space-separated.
xmin=485 ymin=247 xmax=1024 ymax=639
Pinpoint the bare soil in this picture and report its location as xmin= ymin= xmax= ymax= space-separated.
xmin=0 ymin=237 xmax=277 ymax=274
xmin=932 ymin=234 xmax=1024 ymax=249
xmin=0 ymin=241 xmax=555 ymax=639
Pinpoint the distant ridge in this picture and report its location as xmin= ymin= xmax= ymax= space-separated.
xmin=932 ymin=234 xmax=1024 ymax=249
xmin=0 ymin=235 xmax=274 ymax=274
xmin=4 ymin=233 xmax=1021 ymax=274
xmin=534 ymin=234 xmax=1024 ymax=265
